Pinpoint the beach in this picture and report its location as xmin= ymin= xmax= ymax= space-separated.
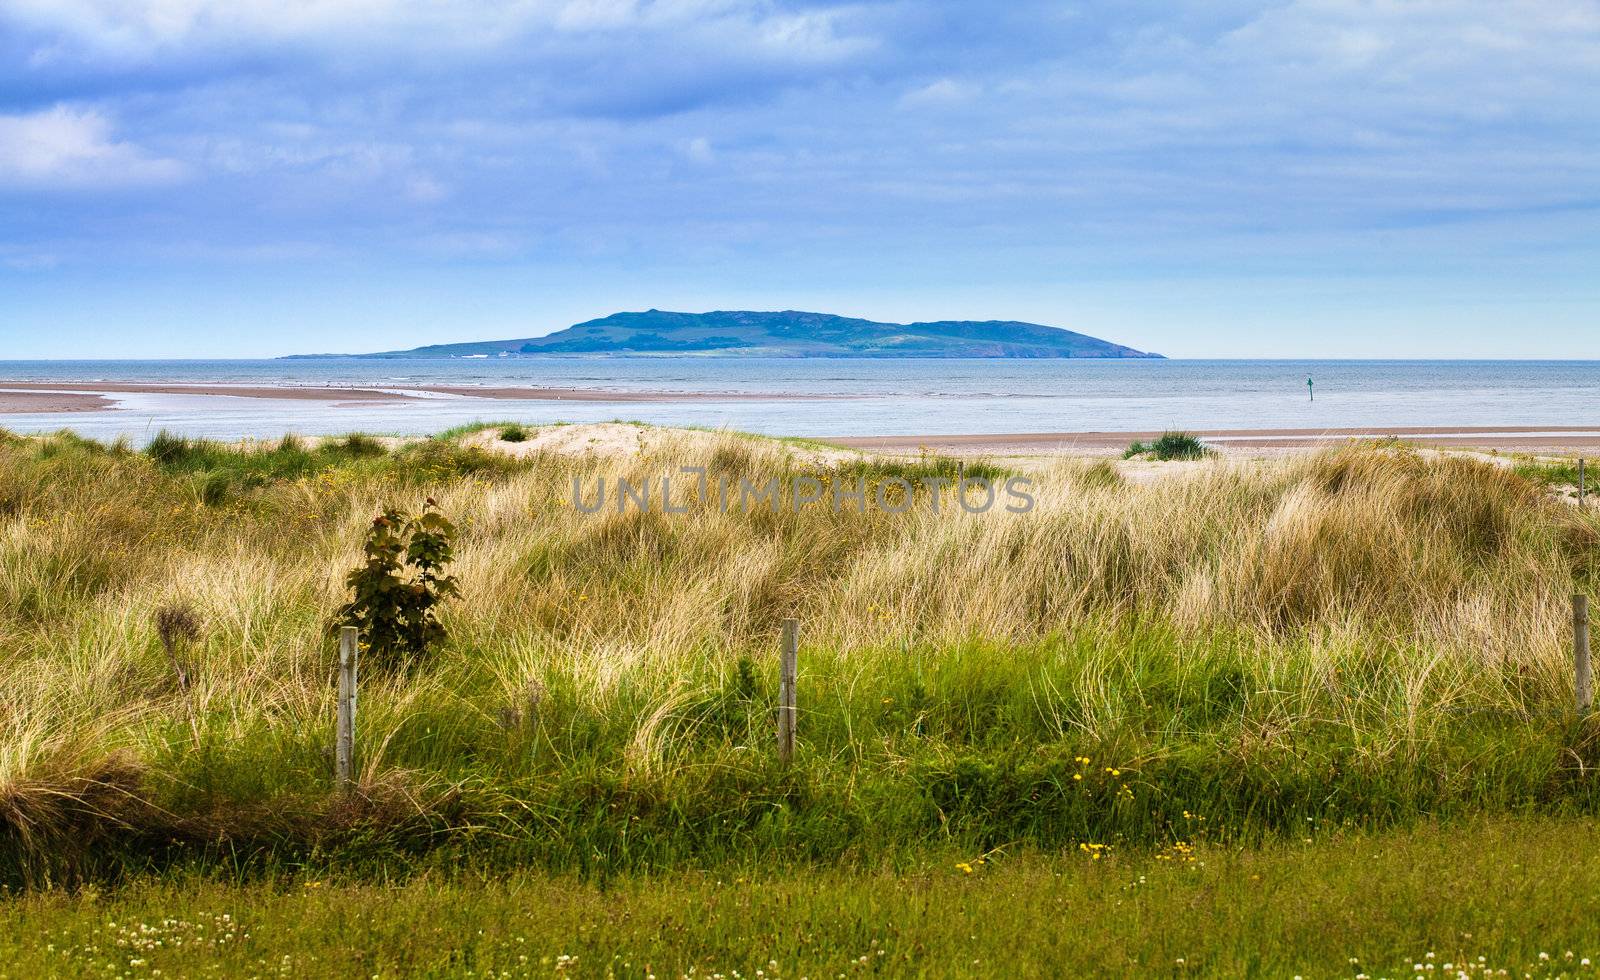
xmin=5 ymin=375 xmax=1600 ymax=455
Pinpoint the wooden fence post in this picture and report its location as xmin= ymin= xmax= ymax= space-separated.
xmin=1576 ymin=595 xmax=1592 ymax=713
xmin=778 ymin=618 xmax=798 ymax=765
xmin=1580 ymin=458 xmax=1586 ymax=509
xmin=337 ymin=626 xmax=358 ymax=790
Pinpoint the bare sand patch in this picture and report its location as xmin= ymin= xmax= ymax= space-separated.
xmin=0 ymin=381 xmax=412 ymax=403
xmin=461 ymin=423 xmax=863 ymax=467
xmin=0 ymin=389 xmax=114 ymax=413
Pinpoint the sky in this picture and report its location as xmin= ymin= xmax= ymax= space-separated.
xmin=0 ymin=0 xmax=1597 ymax=359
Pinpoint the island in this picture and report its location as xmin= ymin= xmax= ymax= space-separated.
xmin=288 ymin=309 xmax=1162 ymax=359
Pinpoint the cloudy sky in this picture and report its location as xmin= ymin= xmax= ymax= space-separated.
xmin=1 ymin=0 xmax=1597 ymax=358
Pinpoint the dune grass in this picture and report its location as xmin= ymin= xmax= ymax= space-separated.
xmin=0 ymin=427 xmax=1598 ymax=886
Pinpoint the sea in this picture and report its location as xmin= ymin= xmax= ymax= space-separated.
xmin=1 ymin=358 xmax=1597 ymax=442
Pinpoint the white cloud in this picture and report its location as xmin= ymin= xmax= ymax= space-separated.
xmin=0 ymin=106 xmax=185 ymax=188
xmin=1219 ymin=0 xmax=1600 ymax=78
xmin=405 ymin=174 xmax=451 ymax=203
xmin=900 ymin=78 xmax=979 ymax=109
xmin=1 ymin=0 xmax=868 ymax=60
xmin=680 ymin=136 xmax=714 ymax=163
xmin=0 ymin=245 xmax=61 ymax=270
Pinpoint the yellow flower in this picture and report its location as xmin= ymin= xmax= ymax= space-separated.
xmin=1072 ymin=773 xmax=1082 ymax=781
xmin=955 ymin=862 xmax=974 ymax=874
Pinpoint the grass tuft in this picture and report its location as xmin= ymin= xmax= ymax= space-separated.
xmin=1125 ymin=430 xmax=1211 ymax=460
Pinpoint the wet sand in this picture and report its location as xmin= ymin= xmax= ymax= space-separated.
xmin=0 ymin=380 xmax=828 ymax=412
xmin=0 ymin=390 xmax=114 ymax=413
xmin=0 ymin=381 xmax=414 ymax=405
xmin=412 ymin=385 xmax=830 ymax=402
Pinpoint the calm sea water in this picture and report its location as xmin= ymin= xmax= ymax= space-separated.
xmin=2 ymin=358 xmax=1597 ymax=441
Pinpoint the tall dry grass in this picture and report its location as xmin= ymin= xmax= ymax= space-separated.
xmin=0 ymin=428 xmax=1597 ymax=880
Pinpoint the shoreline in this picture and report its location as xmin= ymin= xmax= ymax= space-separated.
xmin=2 ymin=382 xmax=1598 ymax=455
xmin=0 ymin=380 xmax=833 ymax=413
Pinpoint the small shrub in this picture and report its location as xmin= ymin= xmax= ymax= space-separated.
xmin=145 ymin=431 xmax=212 ymax=469
xmin=1125 ymin=431 xmax=1209 ymax=461
xmin=198 ymin=471 xmax=231 ymax=508
xmin=499 ymin=425 xmax=529 ymax=443
xmin=397 ymin=440 xmax=518 ymax=480
xmin=335 ymin=500 xmax=460 ymax=672
xmin=339 ymin=433 xmax=387 ymax=458
xmin=154 ymin=604 xmax=202 ymax=691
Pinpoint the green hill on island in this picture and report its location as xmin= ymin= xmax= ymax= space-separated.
xmin=295 ymin=309 xmax=1161 ymax=358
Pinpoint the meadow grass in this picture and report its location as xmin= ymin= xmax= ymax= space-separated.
xmin=1 ymin=427 xmax=1598 ymax=886
xmin=4 ymin=816 xmax=1600 ymax=978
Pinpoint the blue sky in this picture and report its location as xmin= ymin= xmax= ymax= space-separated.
xmin=1 ymin=0 xmax=1597 ymax=359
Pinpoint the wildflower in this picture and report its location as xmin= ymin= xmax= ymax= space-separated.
xmin=955 ymin=862 xmax=973 ymax=874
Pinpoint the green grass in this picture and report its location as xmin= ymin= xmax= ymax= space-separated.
xmin=1125 ymin=431 xmax=1211 ymax=461
xmin=5 ymin=817 xmax=1600 ymax=978
xmin=1514 ymin=458 xmax=1593 ymax=493
xmin=3 ymin=429 xmax=1600 ymax=890
xmin=137 ymin=429 xmax=529 ymax=507
xmin=15 ymin=624 xmax=1600 ymax=888
xmin=433 ymin=420 xmax=569 ymax=441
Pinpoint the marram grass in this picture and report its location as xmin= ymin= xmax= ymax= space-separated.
xmin=1 ymin=427 xmax=1598 ymax=884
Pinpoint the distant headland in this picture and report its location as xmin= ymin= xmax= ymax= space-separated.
xmin=285 ymin=309 xmax=1162 ymax=359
